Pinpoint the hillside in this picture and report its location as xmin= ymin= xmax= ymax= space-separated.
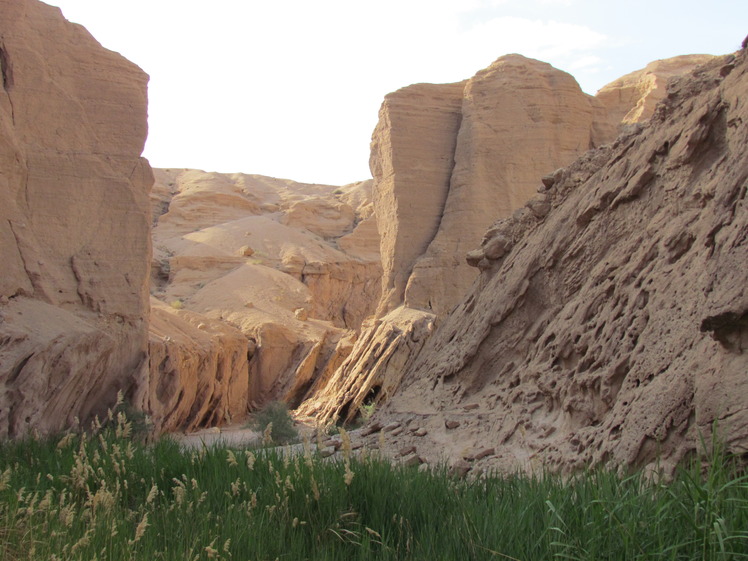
xmin=365 ymin=48 xmax=747 ymax=474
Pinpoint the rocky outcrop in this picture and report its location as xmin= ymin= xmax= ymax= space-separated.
xmin=0 ymin=0 xmax=152 ymax=437
xmin=370 ymin=82 xmax=465 ymax=315
xmin=150 ymin=169 xmax=381 ymax=411
xmin=405 ymin=55 xmax=612 ymax=315
xmin=305 ymin=54 xmax=712 ymax=426
xmin=595 ymin=54 xmax=716 ymax=126
xmin=143 ymin=300 xmax=249 ymax=433
xmin=374 ymin=50 xmax=747 ymax=474
xmin=297 ymin=307 xmax=436 ymax=423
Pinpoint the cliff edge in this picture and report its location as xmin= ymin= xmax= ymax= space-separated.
xmin=374 ymin=50 xmax=747 ymax=474
xmin=0 ymin=0 xmax=152 ymax=436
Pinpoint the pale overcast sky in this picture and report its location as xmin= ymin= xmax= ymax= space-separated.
xmin=47 ymin=0 xmax=747 ymax=185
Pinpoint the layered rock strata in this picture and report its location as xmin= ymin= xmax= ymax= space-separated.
xmin=296 ymin=307 xmax=436 ymax=422
xmin=404 ymin=55 xmax=610 ymax=314
xmin=0 ymin=0 xmax=152 ymax=436
xmin=370 ymin=82 xmax=465 ymax=315
xmin=150 ymin=169 xmax=382 ymax=412
xmin=595 ymin=54 xmax=716 ymax=125
xmin=144 ymin=300 xmax=249 ymax=433
xmin=374 ymin=50 xmax=748 ymax=474
xmin=306 ymin=54 xmax=712 ymax=425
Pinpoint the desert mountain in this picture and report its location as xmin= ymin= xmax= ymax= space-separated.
xmin=1 ymin=0 xmax=743 ymax=479
xmin=298 ymin=52 xmax=714 ymax=426
xmin=367 ymin=49 xmax=747 ymax=475
xmin=147 ymin=169 xmax=380 ymax=431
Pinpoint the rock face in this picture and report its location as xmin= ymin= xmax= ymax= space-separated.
xmin=370 ymin=82 xmax=465 ymax=315
xmin=374 ymin=54 xmax=715 ymax=318
xmin=297 ymin=307 xmax=436 ymax=423
xmin=596 ymin=54 xmax=716 ymax=126
xmin=150 ymin=169 xmax=382 ymax=412
xmin=405 ymin=55 xmax=612 ymax=314
xmin=306 ymin=54 xmax=712 ymax=426
xmin=143 ymin=300 xmax=249 ymax=433
xmin=376 ymin=50 xmax=748 ymax=474
xmin=0 ymin=0 xmax=152 ymax=437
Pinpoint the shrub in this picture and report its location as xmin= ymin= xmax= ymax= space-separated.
xmin=359 ymin=402 xmax=376 ymax=421
xmin=250 ymin=401 xmax=298 ymax=445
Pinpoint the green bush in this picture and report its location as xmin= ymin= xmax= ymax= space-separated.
xmin=250 ymin=401 xmax=298 ymax=444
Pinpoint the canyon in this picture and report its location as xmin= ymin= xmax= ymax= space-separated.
xmin=1 ymin=0 xmax=745 ymax=475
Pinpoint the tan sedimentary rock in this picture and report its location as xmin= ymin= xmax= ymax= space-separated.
xmin=595 ymin=54 xmax=715 ymax=126
xmin=406 ymin=55 xmax=606 ymax=315
xmin=297 ymin=307 xmax=436 ymax=424
xmin=376 ymin=51 xmax=748 ymax=474
xmin=307 ymin=53 xmax=720 ymax=427
xmin=144 ymin=300 xmax=249 ymax=433
xmin=281 ymin=197 xmax=356 ymax=239
xmin=150 ymin=169 xmax=381 ymax=411
xmin=153 ymin=170 xmax=380 ymax=331
xmin=0 ymin=0 xmax=152 ymax=436
xmin=370 ymin=81 xmax=466 ymax=315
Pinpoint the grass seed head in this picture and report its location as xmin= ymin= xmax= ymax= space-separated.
xmin=226 ymin=450 xmax=238 ymax=467
xmin=0 ymin=467 xmax=11 ymax=492
xmin=262 ymin=422 xmax=274 ymax=446
xmin=130 ymin=512 xmax=149 ymax=544
xmin=146 ymin=484 xmax=158 ymax=505
xmin=57 ymin=433 xmax=77 ymax=450
xmin=339 ymin=427 xmax=352 ymax=460
xmin=344 ymin=464 xmax=355 ymax=486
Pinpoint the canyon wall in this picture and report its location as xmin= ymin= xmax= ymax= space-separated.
xmin=373 ymin=50 xmax=747 ymax=474
xmin=149 ymin=169 xmax=382 ymax=417
xmin=0 ymin=0 xmax=152 ymax=436
xmin=2 ymin=0 xmax=737 ymax=457
xmin=302 ymin=53 xmax=713 ymax=425
xmin=0 ymin=1 xmax=257 ymax=436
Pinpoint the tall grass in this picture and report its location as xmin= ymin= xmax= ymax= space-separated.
xmin=1 ymin=412 xmax=746 ymax=560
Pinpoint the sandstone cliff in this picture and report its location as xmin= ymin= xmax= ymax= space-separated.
xmin=596 ymin=54 xmax=716 ymax=125
xmin=370 ymin=81 xmax=465 ymax=316
xmin=303 ymin=54 xmax=713 ymax=426
xmin=0 ymin=0 xmax=152 ymax=437
xmin=144 ymin=300 xmax=249 ymax=433
xmin=371 ymin=50 xmax=747 ymax=474
xmin=150 ymin=169 xmax=382 ymax=412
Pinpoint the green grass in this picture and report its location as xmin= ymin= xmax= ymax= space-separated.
xmin=1 ymin=414 xmax=747 ymax=560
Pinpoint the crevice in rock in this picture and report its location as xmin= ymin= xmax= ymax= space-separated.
xmin=0 ymin=44 xmax=13 ymax=91
xmin=0 ymin=43 xmax=15 ymax=125
xmin=701 ymin=309 xmax=748 ymax=353
xmin=7 ymin=220 xmax=34 ymax=299
xmin=8 ymin=353 xmax=33 ymax=384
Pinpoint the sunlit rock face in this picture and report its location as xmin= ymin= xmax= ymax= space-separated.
xmin=0 ymin=0 xmax=152 ymax=436
xmin=304 ymin=53 xmax=712 ymax=427
xmin=595 ymin=54 xmax=716 ymax=125
xmin=149 ymin=169 xmax=382 ymax=415
xmin=375 ymin=51 xmax=748 ymax=475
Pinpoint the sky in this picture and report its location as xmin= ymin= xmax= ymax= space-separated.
xmin=47 ymin=0 xmax=747 ymax=186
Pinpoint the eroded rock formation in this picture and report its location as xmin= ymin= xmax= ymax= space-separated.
xmin=596 ymin=54 xmax=716 ymax=125
xmin=149 ymin=169 xmax=382 ymax=413
xmin=0 ymin=0 xmax=152 ymax=436
xmin=372 ymin=50 xmax=747 ymax=474
xmin=305 ymin=53 xmax=714 ymax=426
xmin=144 ymin=300 xmax=249 ymax=433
